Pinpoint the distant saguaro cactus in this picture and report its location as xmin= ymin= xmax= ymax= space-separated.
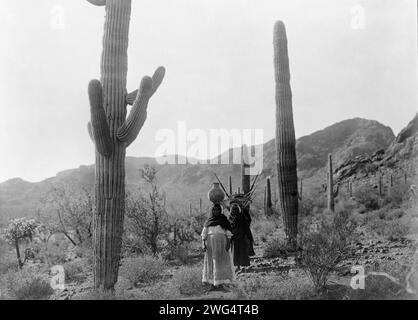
xmin=378 ymin=172 xmax=383 ymax=196
xmin=274 ymin=21 xmax=298 ymax=246
xmin=327 ymin=154 xmax=335 ymax=211
xmin=349 ymin=180 xmax=353 ymax=198
xmin=86 ymin=0 xmax=165 ymax=290
xmin=265 ymin=177 xmax=273 ymax=216
xmin=241 ymin=145 xmax=251 ymax=195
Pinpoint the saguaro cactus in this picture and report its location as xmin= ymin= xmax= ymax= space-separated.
xmin=327 ymin=154 xmax=335 ymax=211
xmin=299 ymin=178 xmax=303 ymax=201
xmin=86 ymin=0 xmax=165 ymax=290
xmin=241 ymin=145 xmax=251 ymax=195
xmin=274 ymin=21 xmax=298 ymax=246
xmin=265 ymin=177 xmax=273 ymax=216
xmin=378 ymin=172 xmax=383 ymax=196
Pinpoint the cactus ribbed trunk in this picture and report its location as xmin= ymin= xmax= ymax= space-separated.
xmin=379 ymin=173 xmax=383 ymax=196
xmin=266 ymin=177 xmax=273 ymax=215
xmin=274 ymin=21 xmax=298 ymax=245
xmin=327 ymin=154 xmax=334 ymax=212
xmin=299 ymin=178 xmax=303 ymax=201
xmin=87 ymin=0 xmax=165 ymax=290
xmin=93 ymin=1 xmax=130 ymax=290
xmin=241 ymin=145 xmax=251 ymax=195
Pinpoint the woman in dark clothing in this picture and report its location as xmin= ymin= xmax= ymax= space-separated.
xmin=228 ymin=203 xmax=255 ymax=272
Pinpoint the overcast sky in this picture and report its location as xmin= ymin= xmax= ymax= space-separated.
xmin=0 ymin=0 xmax=416 ymax=182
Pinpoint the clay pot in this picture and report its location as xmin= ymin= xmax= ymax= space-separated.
xmin=208 ymin=182 xmax=225 ymax=204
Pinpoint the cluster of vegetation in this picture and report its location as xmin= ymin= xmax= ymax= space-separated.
xmin=1 ymin=162 xmax=415 ymax=300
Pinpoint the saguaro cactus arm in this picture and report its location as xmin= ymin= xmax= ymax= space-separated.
xmin=125 ymin=66 xmax=166 ymax=105
xmin=118 ymin=67 xmax=165 ymax=146
xmin=86 ymin=0 xmax=106 ymax=6
xmin=87 ymin=122 xmax=94 ymax=142
xmin=88 ymin=80 xmax=113 ymax=157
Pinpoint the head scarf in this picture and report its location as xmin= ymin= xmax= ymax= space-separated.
xmin=204 ymin=203 xmax=232 ymax=232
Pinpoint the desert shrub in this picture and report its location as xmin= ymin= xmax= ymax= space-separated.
xmin=39 ymin=183 xmax=94 ymax=247
xmin=298 ymin=207 xmax=356 ymax=291
xmin=119 ymin=255 xmax=165 ymax=287
xmin=2 ymin=218 xmax=39 ymax=269
xmin=124 ymin=166 xmax=170 ymax=256
xmin=0 ymin=269 xmax=53 ymax=300
xmin=380 ymin=220 xmax=408 ymax=241
xmin=233 ymin=274 xmax=314 ymax=300
xmin=162 ymin=213 xmax=197 ymax=264
xmin=384 ymin=184 xmax=410 ymax=208
xmin=354 ymin=186 xmax=381 ymax=212
xmin=41 ymin=239 xmax=68 ymax=266
xmin=252 ymin=218 xmax=277 ymax=242
xmin=162 ymin=244 xmax=191 ymax=265
xmin=63 ymin=260 xmax=89 ymax=284
xmin=299 ymin=197 xmax=321 ymax=217
xmin=263 ymin=238 xmax=288 ymax=258
xmin=365 ymin=209 xmax=409 ymax=241
xmin=72 ymin=245 xmax=93 ymax=267
xmin=0 ymin=259 xmax=18 ymax=275
xmin=172 ymin=264 xmax=205 ymax=296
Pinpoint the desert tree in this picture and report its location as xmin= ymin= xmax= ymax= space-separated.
xmin=124 ymin=165 xmax=169 ymax=255
xmin=2 ymin=218 xmax=39 ymax=269
xmin=40 ymin=183 xmax=94 ymax=247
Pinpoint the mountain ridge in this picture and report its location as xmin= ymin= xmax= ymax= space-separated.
xmin=0 ymin=117 xmax=400 ymax=223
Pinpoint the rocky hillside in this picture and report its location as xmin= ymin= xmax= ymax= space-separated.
xmin=0 ymin=118 xmax=396 ymax=223
xmin=335 ymin=113 xmax=418 ymax=194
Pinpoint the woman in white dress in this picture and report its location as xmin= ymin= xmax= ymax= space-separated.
xmin=201 ymin=204 xmax=234 ymax=290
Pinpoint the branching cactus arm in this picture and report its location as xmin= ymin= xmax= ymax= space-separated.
xmin=86 ymin=0 xmax=106 ymax=6
xmin=88 ymin=80 xmax=113 ymax=157
xmin=118 ymin=67 xmax=166 ymax=146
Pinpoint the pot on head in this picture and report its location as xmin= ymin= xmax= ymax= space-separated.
xmin=208 ymin=182 xmax=225 ymax=204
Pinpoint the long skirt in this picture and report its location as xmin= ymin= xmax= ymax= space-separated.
xmin=231 ymin=233 xmax=251 ymax=267
xmin=202 ymin=233 xmax=234 ymax=286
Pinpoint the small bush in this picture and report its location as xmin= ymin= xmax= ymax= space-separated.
xmin=1 ymin=269 xmax=54 ymax=300
xmin=298 ymin=207 xmax=356 ymax=291
xmin=0 ymin=258 xmax=18 ymax=275
xmin=251 ymin=216 xmax=281 ymax=242
xmin=41 ymin=239 xmax=69 ymax=266
xmin=263 ymin=238 xmax=288 ymax=259
xmin=172 ymin=265 xmax=205 ymax=296
xmin=365 ymin=209 xmax=409 ymax=241
xmin=163 ymin=244 xmax=191 ymax=265
xmin=299 ymin=198 xmax=321 ymax=217
xmin=384 ymin=184 xmax=410 ymax=208
xmin=63 ymin=260 xmax=89 ymax=284
xmin=119 ymin=255 xmax=165 ymax=287
xmin=354 ymin=186 xmax=381 ymax=212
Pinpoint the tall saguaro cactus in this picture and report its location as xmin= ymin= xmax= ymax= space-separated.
xmin=265 ymin=176 xmax=273 ymax=216
xmin=327 ymin=154 xmax=335 ymax=211
xmin=274 ymin=21 xmax=298 ymax=246
xmin=86 ymin=0 xmax=165 ymax=290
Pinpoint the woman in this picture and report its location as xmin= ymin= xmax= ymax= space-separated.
xmin=201 ymin=203 xmax=234 ymax=290
xmin=229 ymin=203 xmax=255 ymax=272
